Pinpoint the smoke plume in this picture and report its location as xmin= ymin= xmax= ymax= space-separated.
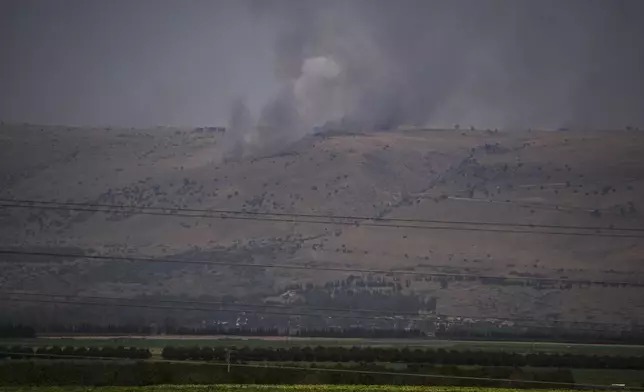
xmin=224 ymin=0 xmax=644 ymax=154
xmin=2 ymin=0 xmax=643 ymax=138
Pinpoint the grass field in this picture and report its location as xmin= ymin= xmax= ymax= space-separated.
xmin=571 ymin=368 xmax=644 ymax=386
xmin=4 ymin=336 xmax=644 ymax=357
xmin=0 ymin=386 xmax=582 ymax=392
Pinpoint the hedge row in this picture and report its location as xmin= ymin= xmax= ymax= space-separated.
xmin=162 ymin=345 xmax=644 ymax=369
xmin=0 ymin=345 xmax=151 ymax=359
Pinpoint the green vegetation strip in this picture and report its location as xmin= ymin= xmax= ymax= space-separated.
xmin=0 ymin=386 xmax=580 ymax=392
xmin=5 ymin=338 xmax=644 ymax=357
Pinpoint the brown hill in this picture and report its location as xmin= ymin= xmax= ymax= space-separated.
xmin=1 ymin=124 xmax=643 ymax=328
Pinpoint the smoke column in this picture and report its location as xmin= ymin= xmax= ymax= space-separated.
xmin=230 ymin=0 xmax=644 ymax=151
xmin=2 ymin=0 xmax=643 ymax=138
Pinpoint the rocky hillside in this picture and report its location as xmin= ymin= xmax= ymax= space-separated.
xmin=1 ymin=124 xmax=643 ymax=328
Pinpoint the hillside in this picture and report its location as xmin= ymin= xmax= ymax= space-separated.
xmin=1 ymin=124 xmax=643 ymax=329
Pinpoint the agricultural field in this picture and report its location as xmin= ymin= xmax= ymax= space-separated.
xmin=0 ymin=386 xmax=584 ymax=392
xmin=570 ymin=368 xmax=644 ymax=387
xmin=0 ymin=340 xmax=641 ymax=388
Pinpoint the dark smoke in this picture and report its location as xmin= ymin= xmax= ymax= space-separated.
xmin=2 ymin=0 xmax=643 ymax=137
xmin=231 ymin=0 xmax=644 ymax=150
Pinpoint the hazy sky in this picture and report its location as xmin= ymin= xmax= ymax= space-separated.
xmin=1 ymin=0 xmax=644 ymax=129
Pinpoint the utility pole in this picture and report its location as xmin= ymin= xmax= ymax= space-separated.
xmin=226 ymin=349 xmax=231 ymax=373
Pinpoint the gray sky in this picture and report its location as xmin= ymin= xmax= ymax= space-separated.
xmin=1 ymin=0 xmax=643 ymax=129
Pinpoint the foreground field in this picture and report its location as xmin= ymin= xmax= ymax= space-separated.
xmin=0 ymin=386 xmax=582 ymax=392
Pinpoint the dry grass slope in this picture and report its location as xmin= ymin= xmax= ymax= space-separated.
xmin=1 ymin=124 xmax=643 ymax=325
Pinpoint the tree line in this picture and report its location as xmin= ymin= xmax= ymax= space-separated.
xmin=38 ymin=323 xmax=153 ymax=335
xmin=167 ymin=327 xmax=426 ymax=339
xmin=296 ymin=327 xmax=426 ymax=338
xmin=10 ymin=321 xmax=644 ymax=345
xmin=161 ymin=345 xmax=644 ymax=369
xmin=436 ymin=327 xmax=644 ymax=345
xmin=0 ymin=346 xmax=151 ymax=360
xmin=0 ymin=324 xmax=35 ymax=338
xmin=165 ymin=326 xmax=281 ymax=336
xmin=31 ymin=323 xmax=425 ymax=339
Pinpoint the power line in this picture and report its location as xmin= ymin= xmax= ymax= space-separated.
xmin=4 ymin=197 xmax=644 ymax=232
xmin=2 ymin=199 xmax=644 ymax=239
xmin=9 ymin=202 xmax=632 ymax=238
xmin=0 ymin=291 xmax=632 ymax=330
xmin=0 ymin=351 xmax=637 ymax=390
xmin=1 ymin=248 xmax=643 ymax=288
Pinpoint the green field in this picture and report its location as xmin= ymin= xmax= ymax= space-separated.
xmin=0 ymin=386 xmax=581 ymax=392
xmin=4 ymin=336 xmax=644 ymax=357
xmin=571 ymin=368 xmax=644 ymax=386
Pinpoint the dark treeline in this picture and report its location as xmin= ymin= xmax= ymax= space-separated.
xmin=0 ymin=324 xmax=35 ymax=338
xmin=295 ymin=328 xmax=425 ymax=339
xmin=17 ymin=322 xmax=644 ymax=345
xmin=165 ymin=326 xmax=280 ymax=336
xmin=0 ymin=360 xmax=575 ymax=388
xmin=170 ymin=327 xmax=425 ymax=339
xmin=38 ymin=324 xmax=276 ymax=336
xmin=37 ymin=323 xmax=425 ymax=339
xmin=305 ymin=284 xmax=436 ymax=313
xmin=437 ymin=328 xmax=644 ymax=345
xmin=0 ymin=345 xmax=151 ymax=360
xmin=162 ymin=345 xmax=644 ymax=370
xmin=40 ymin=323 xmax=153 ymax=335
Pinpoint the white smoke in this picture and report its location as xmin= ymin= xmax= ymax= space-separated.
xmin=293 ymin=56 xmax=343 ymax=128
xmin=225 ymin=55 xmax=344 ymax=158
